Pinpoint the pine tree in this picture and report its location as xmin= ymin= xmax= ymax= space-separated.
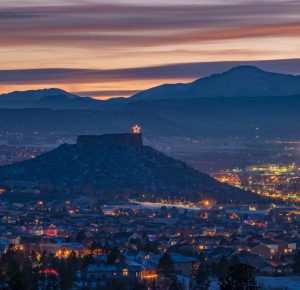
xmin=157 ymin=253 xmax=174 ymax=276
xmin=8 ymin=270 xmax=27 ymax=290
xmin=194 ymin=265 xmax=210 ymax=290
xmin=76 ymin=229 xmax=87 ymax=242
xmin=215 ymin=256 xmax=229 ymax=278
xmin=158 ymin=253 xmax=175 ymax=290
xmin=219 ymin=263 xmax=259 ymax=290
xmin=107 ymin=247 xmax=121 ymax=264
xmin=230 ymin=255 xmax=240 ymax=266
xmin=293 ymin=250 xmax=300 ymax=273
xmin=58 ymin=260 xmax=74 ymax=290
xmin=132 ymin=282 xmax=148 ymax=290
xmin=169 ymin=276 xmax=182 ymax=290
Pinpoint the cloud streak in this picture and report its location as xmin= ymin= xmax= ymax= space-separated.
xmin=1 ymin=58 xmax=300 ymax=92
xmin=1 ymin=1 xmax=300 ymax=48
xmin=1 ymin=1 xmax=300 ymax=97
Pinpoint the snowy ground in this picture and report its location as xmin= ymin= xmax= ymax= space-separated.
xmin=257 ymin=276 xmax=300 ymax=290
xmin=209 ymin=276 xmax=300 ymax=290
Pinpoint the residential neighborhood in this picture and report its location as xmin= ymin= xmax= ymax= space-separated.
xmin=0 ymin=197 xmax=300 ymax=289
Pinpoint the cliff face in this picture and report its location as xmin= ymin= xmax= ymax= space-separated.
xmin=0 ymin=133 xmax=261 ymax=202
xmin=77 ymin=133 xmax=143 ymax=147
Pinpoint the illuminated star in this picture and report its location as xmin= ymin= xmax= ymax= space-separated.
xmin=132 ymin=125 xmax=141 ymax=134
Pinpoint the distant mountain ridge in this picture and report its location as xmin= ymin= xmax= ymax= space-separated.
xmin=0 ymin=88 xmax=78 ymax=101
xmin=1 ymin=66 xmax=300 ymax=139
xmin=0 ymin=133 xmax=261 ymax=203
xmin=131 ymin=66 xmax=300 ymax=100
xmin=0 ymin=88 xmax=99 ymax=109
xmin=1 ymin=66 xmax=300 ymax=110
xmin=1 ymin=96 xmax=300 ymax=139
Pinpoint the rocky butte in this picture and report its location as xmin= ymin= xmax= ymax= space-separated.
xmin=0 ymin=129 xmax=262 ymax=203
xmin=77 ymin=133 xmax=143 ymax=147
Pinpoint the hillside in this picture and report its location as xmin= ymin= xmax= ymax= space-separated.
xmin=131 ymin=66 xmax=300 ymax=100
xmin=0 ymin=108 xmax=188 ymax=136
xmin=1 ymin=93 xmax=300 ymax=139
xmin=1 ymin=66 xmax=300 ymax=139
xmin=0 ymin=88 xmax=99 ymax=109
xmin=123 ymin=95 xmax=300 ymax=139
xmin=0 ymin=133 xmax=261 ymax=203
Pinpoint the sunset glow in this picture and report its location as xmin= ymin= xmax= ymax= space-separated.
xmin=1 ymin=0 xmax=300 ymax=98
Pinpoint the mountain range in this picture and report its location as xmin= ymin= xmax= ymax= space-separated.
xmin=131 ymin=65 xmax=300 ymax=100
xmin=1 ymin=66 xmax=300 ymax=138
xmin=1 ymin=65 xmax=300 ymax=109
xmin=0 ymin=133 xmax=260 ymax=203
xmin=0 ymin=88 xmax=98 ymax=109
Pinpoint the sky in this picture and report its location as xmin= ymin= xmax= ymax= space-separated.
xmin=1 ymin=0 xmax=300 ymax=99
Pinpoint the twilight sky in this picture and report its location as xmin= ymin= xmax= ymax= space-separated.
xmin=1 ymin=0 xmax=300 ymax=99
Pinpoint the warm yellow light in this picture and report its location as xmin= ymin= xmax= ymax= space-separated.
xmin=132 ymin=125 xmax=141 ymax=134
xmin=203 ymin=200 xmax=210 ymax=207
xmin=123 ymin=268 xmax=129 ymax=276
xmin=142 ymin=274 xmax=158 ymax=280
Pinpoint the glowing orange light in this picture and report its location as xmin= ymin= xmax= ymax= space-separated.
xmin=203 ymin=200 xmax=210 ymax=207
xmin=132 ymin=125 xmax=141 ymax=134
xmin=142 ymin=274 xmax=158 ymax=280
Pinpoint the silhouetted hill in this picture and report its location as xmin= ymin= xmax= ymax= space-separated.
xmin=123 ymin=95 xmax=300 ymax=138
xmin=0 ymin=133 xmax=260 ymax=203
xmin=0 ymin=108 xmax=188 ymax=136
xmin=131 ymin=66 xmax=300 ymax=100
xmin=1 ymin=93 xmax=300 ymax=139
xmin=1 ymin=66 xmax=300 ymax=139
xmin=0 ymin=88 xmax=99 ymax=109
xmin=0 ymin=88 xmax=77 ymax=101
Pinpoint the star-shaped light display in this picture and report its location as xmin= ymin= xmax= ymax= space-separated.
xmin=132 ymin=125 xmax=141 ymax=134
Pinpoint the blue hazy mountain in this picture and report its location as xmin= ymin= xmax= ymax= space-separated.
xmin=0 ymin=95 xmax=300 ymax=138
xmin=1 ymin=66 xmax=300 ymax=109
xmin=131 ymin=66 xmax=300 ymax=100
xmin=0 ymin=133 xmax=260 ymax=203
xmin=0 ymin=88 xmax=99 ymax=109
xmin=0 ymin=88 xmax=77 ymax=102
xmin=1 ymin=66 xmax=300 ymax=138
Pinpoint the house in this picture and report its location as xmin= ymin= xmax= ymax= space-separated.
xmin=204 ymin=247 xmax=234 ymax=263
xmin=1 ymin=233 xmax=21 ymax=246
xmin=250 ymin=243 xmax=276 ymax=260
xmin=169 ymin=253 xmax=199 ymax=277
xmin=259 ymin=238 xmax=279 ymax=253
xmin=55 ymin=243 xmax=90 ymax=258
xmin=257 ymin=261 xmax=294 ymax=276
xmin=148 ymin=252 xmax=199 ymax=277
xmin=277 ymin=239 xmax=297 ymax=254
xmin=0 ymin=238 xmax=9 ymax=254
xmin=38 ymin=236 xmax=64 ymax=254
xmin=80 ymin=260 xmax=143 ymax=283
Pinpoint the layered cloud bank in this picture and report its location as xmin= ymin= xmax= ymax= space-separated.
xmin=1 ymin=0 xmax=300 ymax=98
xmin=2 ymin=59 xmax=300 ymax=98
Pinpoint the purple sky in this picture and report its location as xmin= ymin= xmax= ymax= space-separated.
xmin=1 ymin=0 xmax=300 ymax=98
